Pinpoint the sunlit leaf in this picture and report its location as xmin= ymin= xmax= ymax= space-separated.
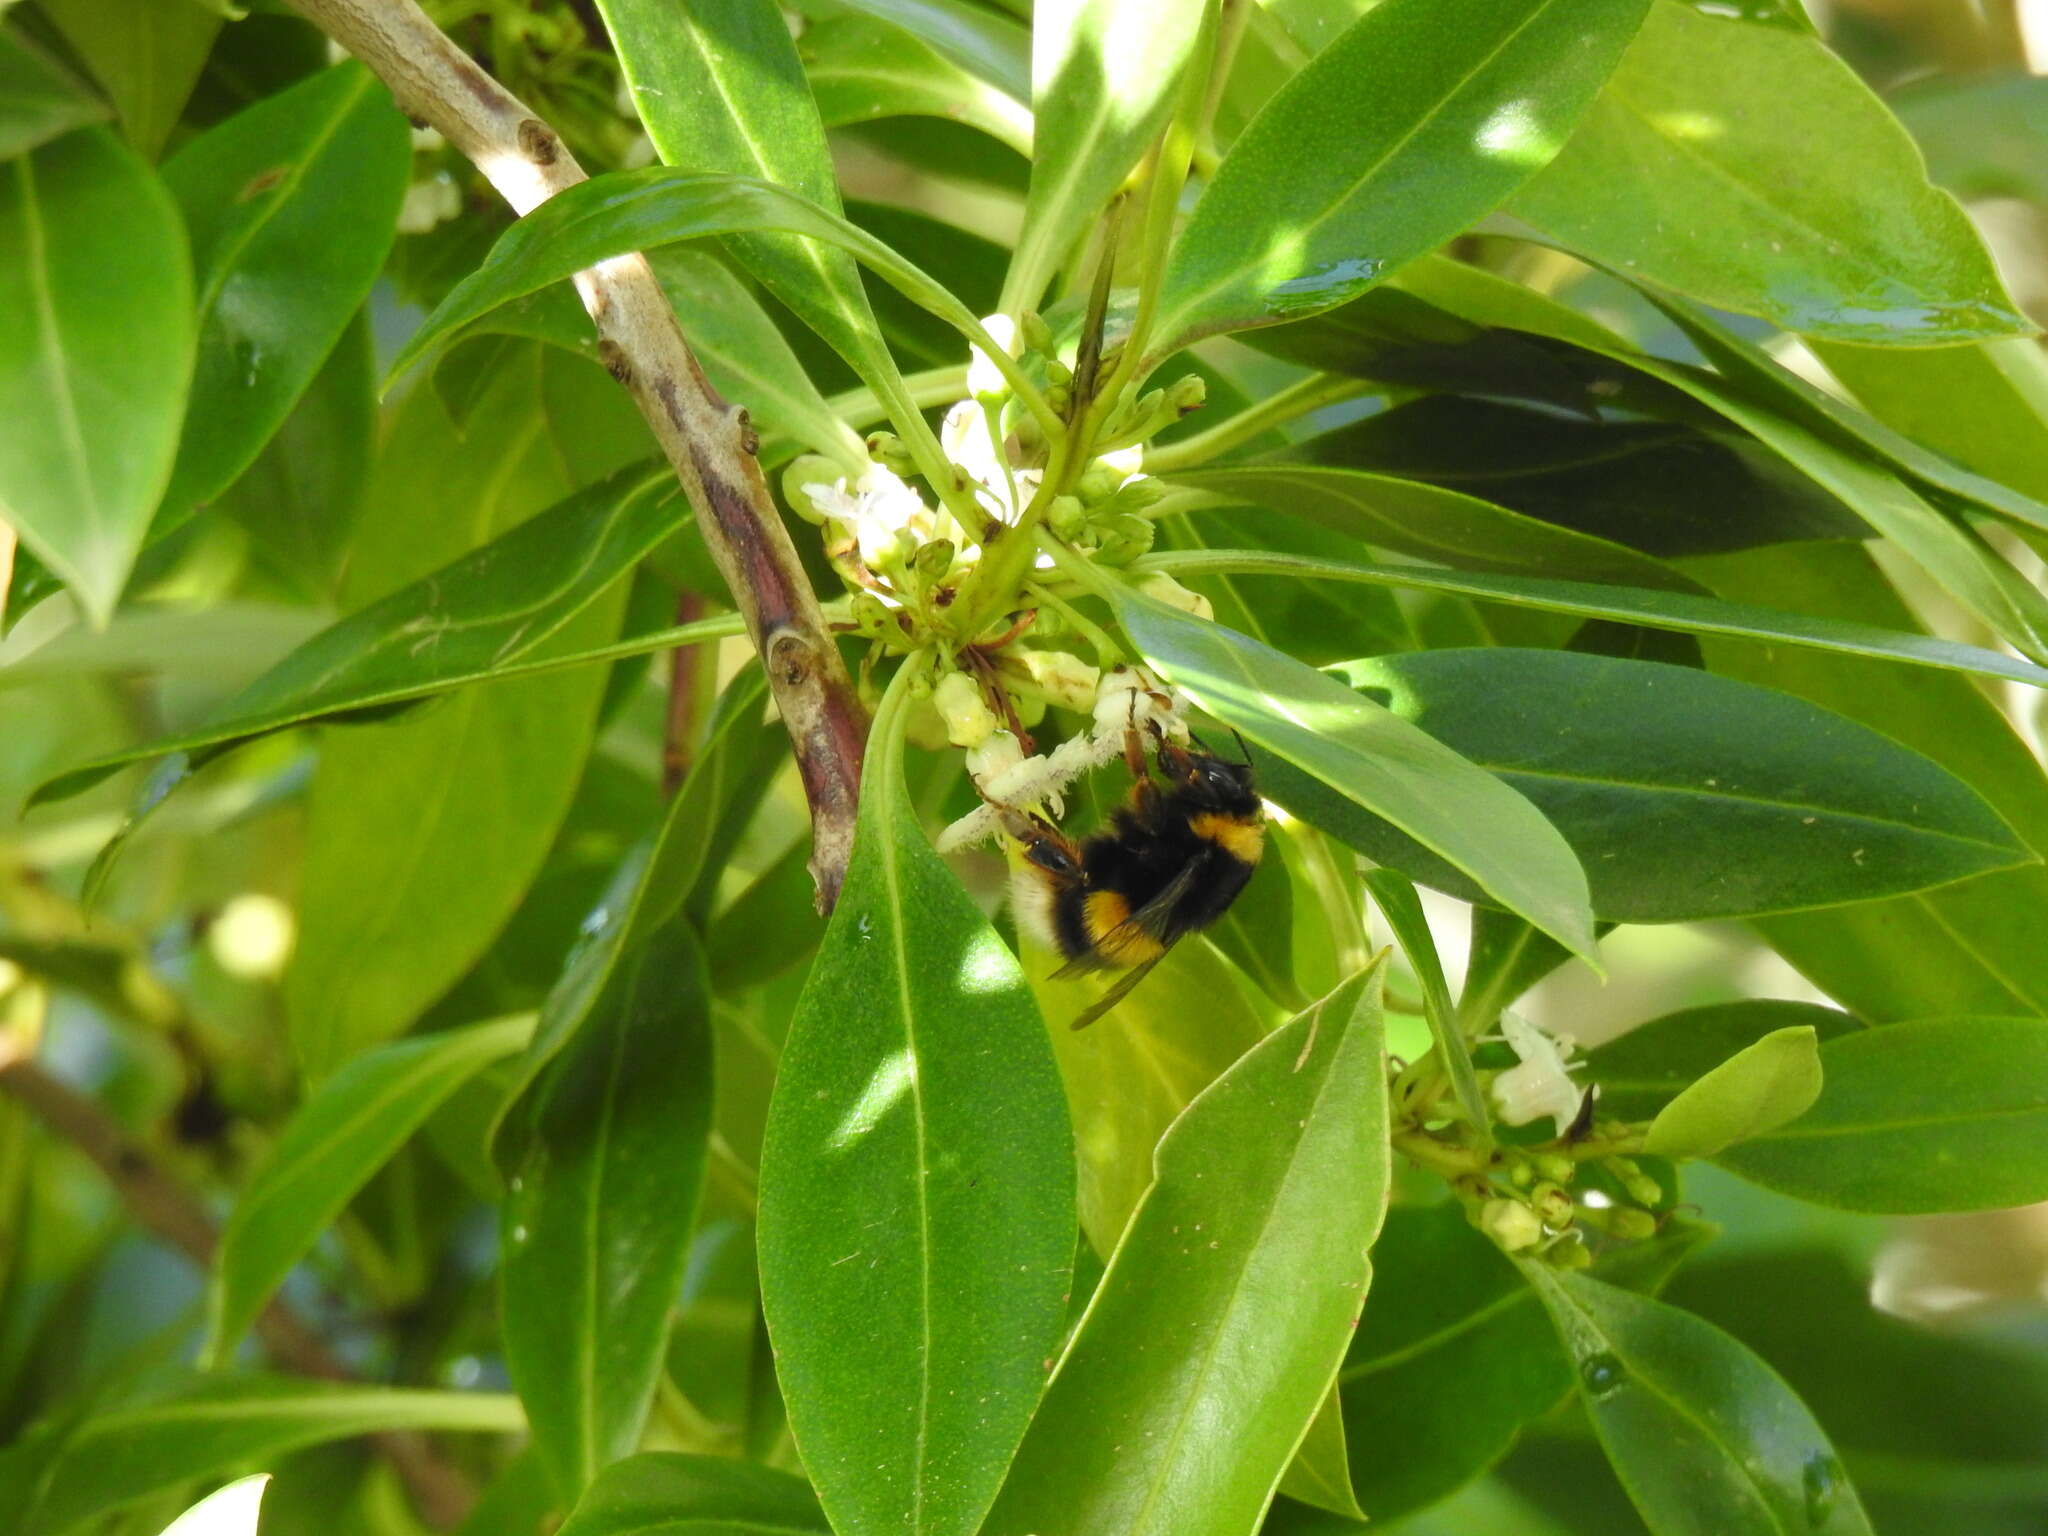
xmin=1642 ymin=1027 xmax=1824 ymax=1160
xmin=553 ymin=1452 xmax=828 ymax=1536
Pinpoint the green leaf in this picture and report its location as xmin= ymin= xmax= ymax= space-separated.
xmin=1642 ymin=1027 xmax=1824 ymax=1160
xmin=1286 ymin=395 xmax=1865 ymax=558
xmin=205 ymin=1013 xmax=535 ymax=1364
xmin=1895 ymin=71 xmax=2048 ymax=205
xmin=756 ymin=670 xmax=1075 ymax=1536
xmin=159 ymin=1474 xmax=268 ymax=1536
xmin=650 ymin=247 xmax=866 ymax=469
xmin=285 ymin=367 xmax=621 ymax=1080
xmin=554 ymin=1453 xmax=827 ymax=1536
xmin=0 ymin=126 xmax=192 ymax=624
xmin=1362 ymin=868 xmax=1490 ymax=1141
xmin=1103 ymin=583 xmax=1599 ymax=963
xmin=18 ymin=1376 xmax=522 ymax=1536
xmin=1812 ymin=336 xmax=2048 ymax=505
xmin=493 ymin=670 xmax=778 ymax=1165
xmin=1691 ymin=540 xmax=2048 ymax=1022
xmin=1585 ymin=1000 xmax=1861 ymax=1123
xmin=387 ymin=171 xmax=1013 ymax=403
xmin=1166 ymin=463 xmax=1693 ymax=590
xmin=28 ymin=464 xmax=692 ymax=810
xmin=1279 ymin=1390 xmax=1365 ymax=1522
xmin=1135 ymin=547 xmax=2048 ymax=693
xmin=214 ymin=307 xmax=375 ymax=599
xmin=1509 ymin=1 xmax=2028 ymax=344
xmin=0 ymin=30 xmax=110 ymax=161
xmin=596 ymin=0 xmax=902 ymax=399
xmin=1715 ymin=1018 xmax=2048 ymax=1215
xmin=830 ymin=0 xmax=1032 ymax=103
xmin=36 ymin=0 xmax=217 ymax=160
xmin=984 ymin=961 xmax=1391 ymax=1536
xmin=1524 ymin=1267 xmax=1874 ymax=1536
xmin=1320 ymin=647 xmax=2030 ymax=922
xmin=505 ymin=924 xmax=713 ymax=1498
xmin=1004 ymin=0 xmax=1208 ymax=313
xmin=158 ymin=64 xmax=408 ymax=512
xmin=1149 ymin=0 xmax=1649 ymax=354
xmin=1667 ymin=1250 xmax=2048 ymax=1524
xmin=799 ymin=14 xmax=1031 ymax=155
xmin=1033 ymin=935 xmax=1268 ymax=1252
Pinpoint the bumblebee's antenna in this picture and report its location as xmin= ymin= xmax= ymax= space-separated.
xmin=1229 ymin=728 xmax=1253 ymax=764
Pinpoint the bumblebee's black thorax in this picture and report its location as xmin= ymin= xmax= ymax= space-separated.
xmin=1050 ymin=783 xmax=1263 ymax=961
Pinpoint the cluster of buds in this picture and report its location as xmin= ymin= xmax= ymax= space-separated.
xmin=933 ymin=666 xmax=1191 ymax=853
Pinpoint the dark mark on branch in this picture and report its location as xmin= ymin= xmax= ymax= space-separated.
xmin=597 ymin=338 xmax=632 ymax=386
xmin=516 ymin=117 xmax=558 ymax=165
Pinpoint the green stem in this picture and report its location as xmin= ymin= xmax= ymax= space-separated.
xmin=1144 ymin=373 xmax=1373 ymax=473
xmin=826 ymin=365 xmax=967 ymax=432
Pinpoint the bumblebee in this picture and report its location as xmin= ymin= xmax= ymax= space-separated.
xmin=1006 ymin=731 xmax=1265 ymax=1029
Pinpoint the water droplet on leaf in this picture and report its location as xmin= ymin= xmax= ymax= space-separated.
xmin=1580 ymin=1351 xmax=1626 ymax=1398
xmin=1803 ymin=1454 xmax=1841 ymax=1526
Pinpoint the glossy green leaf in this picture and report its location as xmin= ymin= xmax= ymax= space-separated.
xmin=1287 ymin=396 xmax=1865 ymax=558
xmin=1716 ymin=1018 xmax=2048 ymax=1214
xmin=984 ymin=961 xmax=1390 ymax=1536
xmin=1168 ymin=462 xmax=1694 ymax=590
xmin=1149 ymin=0 xmax=1649 ymax=354
xmin=494 ymin=670 xmax=778 ymax=1166
xmin=0 ymin=30 xmax=109 ymax=161
xmin=205 ymin=1013 xmax=535 ymax=1364
xmin=28 ymin=464 xmax=691 ymax=810
xmin=1814 ymin=337 xmax=2048 ymax=506
xmin=830 ymin=0 xmax=1032 ymax=102
xmin=1134 ymin=548 xmax=2048 ymax=692
xmin=1363 ymin=868 xmax=1490 ymax=1140
xmin=1103 ymin=583 xmax=1599 ymax=963
xmin=1510 ymin=1 xmax=2026 ymax=344
xmin=1536 ymin=1266 xmax=1875 ymax=1535
xmin=1692 ymin=540 xmax=2048 ymax=1022
xmin=1667 ymin=1250 xmax=2048 ymax=1527
xmin=1586 ymin=1000 xmax=1860 ymax=1123
xmin=553 ymin=1453 xmax=828 ymax=1536
xmin=16 ymin=1375 xmax=522 ymax=1536
xmin=214 ymin=307 xmax=375 ymax=599
xmin=597 ymin=0 xmax=903 ymax=400
xmin=1642 ymin=1028 xmax=1823 ymax=1160
xmin=158 ymin=64 xmax=406 ymax=512
xmin=505 ymin=923 xmax=713 ymax=1498
xmin=0 ymin=126 xmax=191 ymax=623
xmin=1279 ymin=1389 xmax=1365 ymax=1522
xmin=285 ymin=367 xmax=622 ymax=1080
xmin=756 ymin=671 xmax=1074 ymax=1536
xmin=1004 ymin=0 xmax=1207 ymax=313
xmin=1320 ymin=647 xmax=2029 ymax=922
xmin=799 ymin=14 xmax=1031 ymax=155
xmin=388 ymin=171 xmax=1015 ymax=402
xmin=1034 ymin=936 xmax=1267 ymax=1253
xmin=37 ymin=0 xmax=217 ymax=160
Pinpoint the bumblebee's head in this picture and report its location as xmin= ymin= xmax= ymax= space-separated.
xmin=1163 ymin=743 xmax=1261 ymax=817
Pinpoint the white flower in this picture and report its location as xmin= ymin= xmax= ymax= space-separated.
xmin=800 ymin=465 xmax=933 ymax=573
xmin=967 ymin=313 xmax=1017 ymax=398
xmin=1137 ymin=573 xmax=1213 ymax=621
xmin=941 ymin=399 xmax=1039 ymax=527
xmin=934 ymin=672 xmax=998 ymax=748
xmin=1492 ymin=1011 xmax=1585 ymax=1136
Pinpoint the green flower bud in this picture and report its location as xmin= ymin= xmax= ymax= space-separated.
xmin=1531 ymin=1182 xmax=1575 ymax=1229
xmin=850 ymin=592 xmax=894 ymax=635
xmin=1532 ymin=1152 xmax=1576 ymax=1184
xmin=1019 ymin=309 xmax=1055 ymax=357
xmin=1548 ymin=1234 xmax=1594 ymax=1270
xmin=1607 ymin=1208 xmax=1659 ymax=1241
xmin=1044 ymin=359 xmax=1074 ymax=389
xmin=1478 ymin=1198 xmax=1544 ymax=1254
xmin=911 ymin=538 xmax=956 ymax=588
xmin=1075 ymin=462 xmax=1126 ymax=504
xmin=865 ymin=432 xmax=916 ymax=475
xmin=1097 ymin=475 xmax=1169 ymax=517
xmin=1047 ymin=494 xmax=1089 ymax=540
xmin=1168 ymin=373 xmax=1207 ymax=414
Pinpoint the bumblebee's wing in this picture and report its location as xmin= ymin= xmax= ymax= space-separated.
xmin=1066 ymin=948 xmax=1173 ymax=1031
xmin=1048 ymin=862 xmax=1201 ymax=981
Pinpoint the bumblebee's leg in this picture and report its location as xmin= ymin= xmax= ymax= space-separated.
xmin=998 ymin=807 xmax=1083 ymax=882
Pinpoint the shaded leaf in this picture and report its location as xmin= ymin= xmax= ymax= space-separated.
xmin=1586 ymin=1000 xmax=1861 ymax=1123
xmin=1522 ymin=1266 xmax=1874 ymax=1536
xmin=757 ymin=671 xmax=1074 ymax=1536
xmin=159 ymin=63 xmax=408 ymax=512
xmin=553 ymin=1452 xmax=827 ymax=1536
xmin=505 ymin=925 xmax=713 ymax=1497
xmin=0 ymin=126 xmax=191 ymax=623
xmin=1510 ymin=1 xmax=2027 ymax=344
xmin=1320 ymin=647 xmax=2029 ymax=922
xmin=985 ymin=962 xmax=1390 ymax=1536
xmin=37 ymin=0 xmax=217 ymax=160
xmin=206 ymin=1013 xmax=535 ymax=1364
xmin=1149 ymin=0 xmax=1649 ymax=354
xmin=1362 ymin=868 xmax=1490 ymax=1140
xmin=1716 ymin=1018 xmax=2048 ymax=1214
xmin=0 ymin=30 xmax=109 ymax=161
xmin=800 ymin=14 xmax=1030 ymax=155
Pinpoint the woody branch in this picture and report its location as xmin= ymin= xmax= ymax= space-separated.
xmin=289 ymin=0 xmax=868 ymax=907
